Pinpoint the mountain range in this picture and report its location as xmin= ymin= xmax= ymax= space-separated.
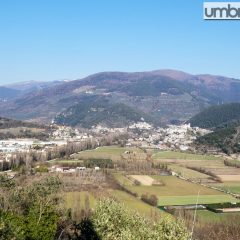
xmin=1 ymin=69 xmax=240 ymax=127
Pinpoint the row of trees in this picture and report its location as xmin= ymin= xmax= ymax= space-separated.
xmin=224 ymin=159 xmax=240 ymax=168
xmin=0 ymin=129 xmax=49 ymax=140
xmin=0 ymin=141 xmax=95 ymax=171
xmin=0 ymin=132 xmax=129 ymax=171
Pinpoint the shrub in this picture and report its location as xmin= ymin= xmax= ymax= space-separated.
xmin=141 ymin=194 xmax=158 ymax=206
xmin=35 ymin=165 xmax=49 ymax=173
xmin=133 ymin=179 xmax=141 ymax=186
xmin=224 ymin=159 xmax=240 ymax=168
xmin=92 ymin=199 xmax=190 ymax=240
xmin=83 ymin=158 xmax=114 ymax=168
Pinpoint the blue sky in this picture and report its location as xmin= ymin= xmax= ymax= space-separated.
xmin=0 ymin=0 xmax=240 ymax=84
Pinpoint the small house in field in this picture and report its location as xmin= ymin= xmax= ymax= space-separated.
xmin=49 ymin=165 xmax=69 ymax=173
xmin=62 ymin=167 xmax=70 ymax=172
xmin=76 ymin=166 xmax=86 ymax=171
xmin=49 ymin=165 xmax=62 ymax=173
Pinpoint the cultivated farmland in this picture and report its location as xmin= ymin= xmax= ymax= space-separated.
xmin=153 ymin=150 xmax=240 ymax=188
xmin=113 ymin=173 xmax=236 ymax=206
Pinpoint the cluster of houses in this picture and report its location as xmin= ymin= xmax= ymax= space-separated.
xmin=158 ymin=124 xmax=211 ymax=150
xmin=51 ymin=125 xmax=93 ymax=140
xmin=0 ymin=139 xmax=69 ymax=153
xmin=126 ymin=123 xmax=211 ymax=150
xmin=49 ymin=165 xmax=100 ymax=173
xmin=0 ymin=139 xmax=34 ymax=153
xmin=0 ymin=123 xmax=212 ymax=169
xmin=49 ymin=123 xmax=211 ymax=152
xmin=128 ymin=121 xmax=153 ymax=130
xmin=0 ymin=123 xmax=209 ymax=154
xmin=91 ymin=125 xmax=126 ymax=134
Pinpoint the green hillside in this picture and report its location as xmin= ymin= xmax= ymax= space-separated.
xmin=0 ymin=117 xmax=49 ymax=139
xmin=196 ymin=124 xmax=240 ymax=154
xmin=0 ymin=117 xmax=44 ymax=129
xmin=54 ymin=96 xmax=155 ymax=128
xmin=189 ymin=103 xmax=240 ymax=129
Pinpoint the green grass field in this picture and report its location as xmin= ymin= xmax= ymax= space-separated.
xmin=158 ymin=195 xmax=236 ymax=206
xmin=211 ymin=182 xmax=240 ymax=194
xmin=94 ymin=146 xmax=137 ymax=154
xmin=48 ymin=159 xmax=83 ymax=164
xmin=113 ymin=173 xmax=237 ymax=206
xmin=108 ymin=190 xmax=167 ymax=218
xmin=75 ymin=146 xmax=144 ymax=161
xmin=75 ymin=146 xmax=143 ymax=160
xmin=168 ymin=164 xmax=210 ymax=179
xmin=196 ymin=209 xmax=240 ymax=223
xmin=64 ymin=191 xmax=96 ymax=209
xmin=114 ymin=174 xmax=223 ymax=196
xmin=152 ymin=151 xmax=240 ymax=182
xmin=153 ymin=151 xmax=223 ymax=161
xmin=63 ymin=191 xmax=96 ymax=220
xmin=49 ymin=146 xmax=145 ymax=164
xmin=63 ymin=189 xmax=167 ymax=219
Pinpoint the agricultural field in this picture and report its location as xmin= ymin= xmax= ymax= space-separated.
xmin=217 ymin=175 xmax=240 ymax=181
xmin=108 ymin=190 xmax=166 ymax=218
xmin=48 ymin=159 xmax=83 ymax=165
xmin=75 ymin=146 xmax=146 ymax=161
xmin=152 ymin=151 xmax=225 ymax=179
xmin=50 ymin=147 xmax=240 ymax=216
xmin=210 ymin=182 xmax=240 ymax=194
xmin=173 ymin=208 xmax=240 ymax=225
xmin=168 ymin=164 xmax=210 ymax=180
xmin=113 ymin=173 xmax=236 ymax=206
xmin=153 ymin=150 xmax=240 ymax=187
xmin=130 ymin=175 xmax=157 ymax=186
xmin=158 ymin=195 xmax=235 ymax=206
xmin=63 ymin=189 xmax=166 ymax=220
xmin=195 ymin=209 xmax=240 ymax=223
xmin=48 ymin=146 xmax=146 ymax=166
xmin=152 ymin=151 xmax=223 ymax=161
xmin=51 ymin=147 xmax=240 ymax=202
xmin=64 ymin=191 xmax=96 ymax=210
